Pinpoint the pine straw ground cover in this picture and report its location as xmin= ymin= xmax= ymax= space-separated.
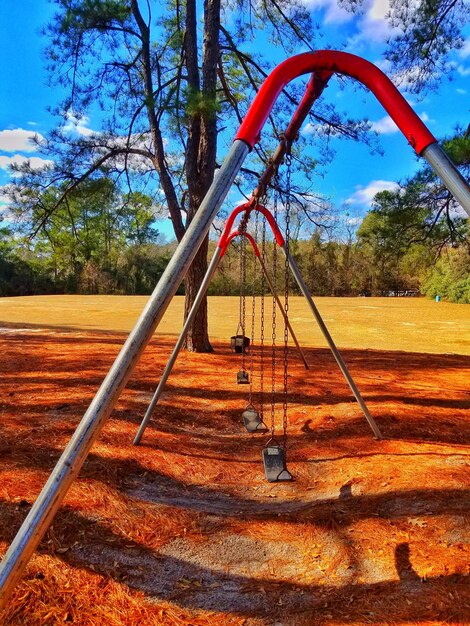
xmin=0 ymin=324 xmax=469 ymax=625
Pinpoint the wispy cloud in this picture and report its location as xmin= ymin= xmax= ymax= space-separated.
xmin=459 ymin=37 xmax=470 ymax=59
xmin=0 ymin=189 xmax=10 ymax=205
xmin=346 ymin=179 xmax=400 ymax=206
xmin=370 ymin=115 xmax=398 ymax=134
xmin=345 ymin=215 xmax=363 ymax=225
xmin=346 ymin=0 xmax=400 ymax=48
xmin=63 ymin=111 xmax=95 ymax=137
xmin=456 ymin=88 xmax=467 ymax=95
xmin=0 ymin=154 xmax=54 ymax=174
xmin=456 ymin=64 xmax=470 ymax=77
xmin=0 ymin=128 xmax=44 ymax=153
xmin=368 ymin=110 xmax=430 ymax=135
xmin=302 ymin=0 xmax=353 ymax=24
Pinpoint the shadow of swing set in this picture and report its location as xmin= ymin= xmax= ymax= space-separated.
xmin=1 ymin=50 xmax=470 ymax=609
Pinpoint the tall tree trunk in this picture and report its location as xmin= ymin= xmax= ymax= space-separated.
xmin=183 ymin=0 xmax=220 ymax=352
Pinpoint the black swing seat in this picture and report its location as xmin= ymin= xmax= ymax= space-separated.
xmin=231 ymin=334 xmax=250 ymax=354
xmin=262 ymin=443 xmax=293 ymax=482
xmin=242 ymin=405 xmax=267 ymax=433
xmin=237 ymin=369 xmax=249 ymax=384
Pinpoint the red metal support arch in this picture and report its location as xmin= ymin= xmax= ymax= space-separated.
xmin=218 ymin=203 xmax=285 ymax=250
xmin=220 ymin=230 xmax=261 ymax=258
xmin=235 ymin=50 xmax=436 ymax=154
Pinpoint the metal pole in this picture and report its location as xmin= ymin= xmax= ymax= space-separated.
xmin=422 ymin=143 xmax=470 ymax=218
xmin=258 ymin=256 xmax=309 ymax=370
xmin=0 ymin=140 xmax=250 ymax=610
xmin=282 ymin=246 xmax=383 ymax=440
xmin=133 ymin=248 xmax=223 ymax=445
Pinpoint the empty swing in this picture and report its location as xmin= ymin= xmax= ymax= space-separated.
xmin=232 ymin=221 xmax=251 ymax=384
xmin=242 ymin=212 xmax=268 ymax=433
xmin=261 ymin=171 xmax=293 ymax=482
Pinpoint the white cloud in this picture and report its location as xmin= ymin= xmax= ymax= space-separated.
xmin=456 ymin=88 xmax=467 ymax=95
xmin=370 ymin=115 xmax=398 ymax=134
xmin=302 ymin=121 xmax=322 ymax=136
xmin=0 ymin=154 xmax=54 ymax=174
xmin=0 ymin=128 xmax=44 ymax=153
xmin=345 ymin=216 xmax=363 ymax=225
xmin=346 ymin=0 xmax=400 ymax=48
xmin=301 ymin=121 xmax=346 ymax=137
xmin=302 ymin=0 xmax=353 ymax=24
xmin=368 ymin=0 xmax=389 ymax=20
xmin=389 ymin=65 xmax=440 ymax=92
xmin=360 ymin=0 xmax=394 ymax=41
xmin=347 ymin=179 xmax=400 ymax=206
xmin=456 ymin=64 xmax=470 ymax=77
xmin=459 ymin=38 xmax=470 ymax=59
xmin=63 ymin=111 xmax=95 ymax=137
xmin=369 ymin=111 xmax=430 ymax=135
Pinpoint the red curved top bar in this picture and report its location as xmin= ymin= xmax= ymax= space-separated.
xmin=220 ymin=231 xmax=260 ymax=258
xmin=235 ymin=50 xmax=436 ymax=155
xmin=218 ymin=202 xmax=285 ymax=249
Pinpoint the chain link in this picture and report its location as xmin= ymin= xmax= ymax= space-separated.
xmin=240 ymin=235 xmax=247 ymax=372
xmin=259 ymin=213 xmax=266 ymax=423
xmin=270 ymin=182 xmax=279 ymax=439
xmin=238 ymin=206 xmax=251 ymax=234
xmin=248 ymin=213 xmax=259 ymax=404
xmin=282 ymin=151 xmax=292 ymax=453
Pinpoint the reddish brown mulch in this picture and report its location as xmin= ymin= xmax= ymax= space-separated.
xmin=0 ymin=325 xmax=469 ymax=625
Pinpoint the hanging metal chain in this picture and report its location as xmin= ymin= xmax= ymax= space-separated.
xmin=270 ymin=182 xmax=279 ymax=439
xmin=238 ymin=206 xmax=251 ymax=235
xmin=240 ymin=234 xmax=248 ymax=372
xmin=238 ymin=235 xmax=243 ymax=330
xmin=259 ymin=213 xmax=266 ymax=422
xmin=282 ymin=150 xmax=292 ymax=453
xmin=248 ymin=213 xmax=259 ymax=404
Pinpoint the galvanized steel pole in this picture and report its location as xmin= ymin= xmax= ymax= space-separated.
xmin=0 ymin=140 xmax=250 ymax=610
xmin=422 ymin=143 xmax=470 ymax=218
xmin=283 ymin=246 xmax=383 ymax=440
xmin=258 ymin=256 xmax=309 ymax=370
xmin=133 ymin=247 xmax=223 ymax=445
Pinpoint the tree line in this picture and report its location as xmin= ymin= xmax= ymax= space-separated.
xmin=1 ymin=178 xmax=177 ymax=297
xmin=2 ymin=157 xmax=468 ymax=302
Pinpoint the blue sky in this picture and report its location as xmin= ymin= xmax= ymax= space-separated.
xmin=0 ymin=0 xmax=469 ymax=240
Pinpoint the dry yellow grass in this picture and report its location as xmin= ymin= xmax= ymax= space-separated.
xmin=1 ymin=294 xmax=469 ymax=354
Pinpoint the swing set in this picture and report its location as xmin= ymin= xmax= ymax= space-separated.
xmin=1 ymin=50 xmax=470 ymax=608
xmin=133 ymin=152 xmax=383 ymax=480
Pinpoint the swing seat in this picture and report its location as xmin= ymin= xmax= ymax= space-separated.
xmin=231 ymin=334 xmax=250 ymax=354
xmin=237 ymin=369 xmax=249 ymax=384
xmin=242 ymin=405 xmax=267 ymax=433
xmin=262 ymin=444 xmax=293 ymax=482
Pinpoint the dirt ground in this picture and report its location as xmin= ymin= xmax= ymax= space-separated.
xmin=0 ymin=296 xmax=469 ymax=625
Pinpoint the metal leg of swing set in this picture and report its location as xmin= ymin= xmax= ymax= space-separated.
xmin=0 ymin=140 xmax=251 ymax=610
xmin=133 ymin=245 xmax=308 ymax=444
xmin=282 ymin=246 xmax=383 ymax=440
xmin=133 ymin=247 xmax=223 ymax=445
xmin=258 ymin=255 xmax=309 ymax=370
